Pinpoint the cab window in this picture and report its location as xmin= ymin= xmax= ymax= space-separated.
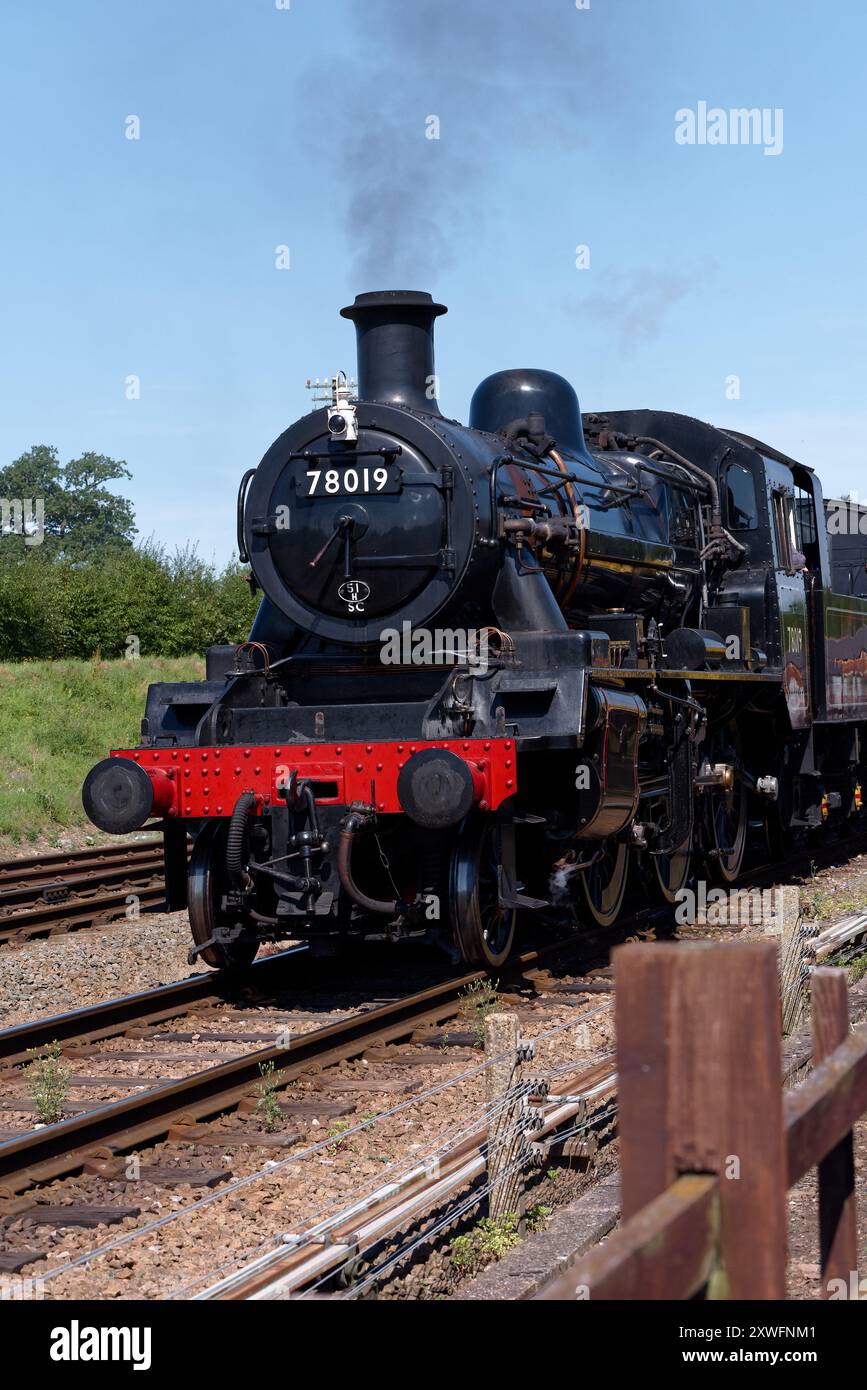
xmin=792 ymin=475 xmax=821 ymax=572
xmin=725 ymin=462 xmax=758 ymax=530
xmin=772 ymin=487 xmax=800 ymax=574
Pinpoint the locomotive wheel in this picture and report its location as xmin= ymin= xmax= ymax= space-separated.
xmin=761 ymin=795 xmax=793 ymax=862
xmin=581 ymin=838 xmax=629 ymax=927
xmin=188 ymin=820 xmax=258 ymax=971
xmin=704 ymin=739 xmax=748 ymax=884
xmin=646 ymin=796 xmax=693 ymax=904
xmin=449 ymin=818 xmax=516 ymax=968
xmin=652 ymin=839 xmax=693 ymax=903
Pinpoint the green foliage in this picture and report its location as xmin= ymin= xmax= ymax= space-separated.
xmin=449 ymin=1213 xmax=520 ymax=1276
xmin=0 ymin=445 xmax=136 ymax=557
xmin=849 ymin=952 xmax=867 ymax=984
xmin=253 ymin=1061 xmax=285 ymax=1132
xmin=326 ymin=1118 xmax=352 ymax=1151
xmin=0 ymin=443 xmax=258 ymax=660
xmin=0 ymin=541 xmax=257 ymax=660
xmin=458 ymin=977 xmax=500 ymax=1046
xmin=822 ymin=939 xmax=867 ymax=982
xmin=525 ymin=1203 xmax=553 ymax=1233
xmin=0 ymin=442 xmax=261 ymax=842
xmin=449 ymin=1234 xmax=477 ymax=1275
xmin=0 ymin=655 xmax=202 ymax=841
xmin=26 ymin=1040 xmax=72 ymax=1125
xmin=802 ymin=875 xmax=866 ymax=925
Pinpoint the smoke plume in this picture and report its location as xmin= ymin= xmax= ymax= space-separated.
xmin=303 ymin=0 xmax=621 ymax=285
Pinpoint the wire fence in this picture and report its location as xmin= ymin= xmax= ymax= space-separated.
xmin=178 ymin=1008 xmax=616 ymax=1299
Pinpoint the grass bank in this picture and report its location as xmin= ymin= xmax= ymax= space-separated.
xmin=0 ymin=657 xmax=203 ymax=846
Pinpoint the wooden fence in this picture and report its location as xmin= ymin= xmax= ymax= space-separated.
xmin=533 ymin=940 xmax=866 ymax=1300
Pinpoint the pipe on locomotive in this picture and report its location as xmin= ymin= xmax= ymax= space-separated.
xmin=337 ymin=807 xmax=404 ymax=916
xmin=604 ymin=430 xmax=746 ymax=563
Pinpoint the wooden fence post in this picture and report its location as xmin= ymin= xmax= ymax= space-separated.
xmin=776 ymin=885 xmax=816 ymax=1034
xmin=484 ymin=1011 xmax=524 ymax=1225
xmin=615 ymin=940 xmax=787 ymax=1299
xmin=811 ymin=968 xmax=858 ymax=1297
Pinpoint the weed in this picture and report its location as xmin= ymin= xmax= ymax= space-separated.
xmin=801 ymin=861 xmax=867 ymax=924
xmin=526 ymin=1203 xmax=553 ymax=1233
xmin=449 ymin=1213 xmax=520 ymax=1277
xmin=26 ymin=1040 xmax=71 ymax=1125
xmin=253 ymin=1060 xmax=285 ymax=1132
xmin=326 ymin=1118 xmax=352 ymax=1151
xmin=823 ymin=936 xmax=867 ymax=984
xmin=458 ymin=978 xmax=500 ymax=1046
xmin=449 ymin=1234 xmax=477 ymax=1275
xmin=848 ymin=950 xmax=867 ymax=984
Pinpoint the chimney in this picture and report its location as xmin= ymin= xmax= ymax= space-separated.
xmin=340 ymin=290 xmax=447 ymax=415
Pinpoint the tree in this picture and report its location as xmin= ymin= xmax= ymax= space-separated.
xmin=0 ymin=445 xmax=136 ymax=558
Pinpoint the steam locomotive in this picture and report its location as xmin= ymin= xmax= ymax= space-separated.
xmin=82 ymin=291 xmax=867 ymax=969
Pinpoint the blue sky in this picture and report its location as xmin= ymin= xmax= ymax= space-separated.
xmin=1 ymin=0 xmax=864 ymax=562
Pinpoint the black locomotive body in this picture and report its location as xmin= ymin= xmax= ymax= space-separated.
xmin=83 ymin=291 xmax=867 ymax=969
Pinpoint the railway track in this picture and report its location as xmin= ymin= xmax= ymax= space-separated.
xmin=0 ymin=839 xmax=162 ymax=887
xmin=0 ymin=840 xmax=169 ymax=944
xmin=1 ymin=826 xmax=865 ymax=1289
xmin=0 ymin=931 xmax=626 ymax=1281
xmin=1 ymin=825 xmax=863 ymax=1198
xmin=0 ymin=934 xmax=618 ymax=1193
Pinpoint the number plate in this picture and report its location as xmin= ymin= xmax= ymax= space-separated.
xmin=303 ymin=464 xmax=401 ymax=497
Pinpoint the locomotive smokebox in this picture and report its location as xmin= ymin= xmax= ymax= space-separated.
xmin=341 ymin=290 xmax=447 ymax=414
